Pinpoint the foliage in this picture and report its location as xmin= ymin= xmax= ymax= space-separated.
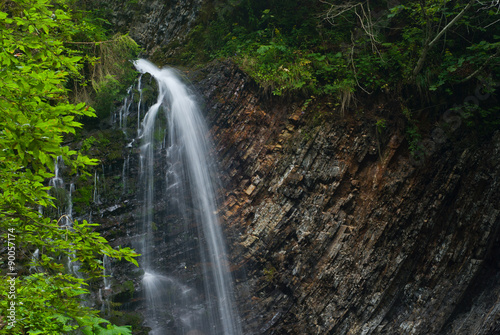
xmin=81 ymin=135 xmax=97 ymax=152
xmin=179 ymin=1 xmax=333 ymax=96
xmin=72 ymin=182 xmax=94 ymax=208
xmin=406 ymin=122 xmax=423 ymax=157
xmin=0 ymin=0 xmax=137 ymax=333
xmin=376 ymin=118 xmax=387 ymax=134
xmin=80 ymin=129 xmax=125 ymax=163
xmin=174 ymin=0 xmax=499 ymax=159
xmin=52 ymin=0 xmax=142 ymax=121
xmin=179 ymin=1 xmax=498 ymax=110
xmin=78 ymin=315 xmax=133 ymax=335
xmin=72 ymin=34 xmax=141 ymax=122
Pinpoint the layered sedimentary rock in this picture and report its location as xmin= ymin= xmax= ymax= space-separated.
xmin=193 ymin=61 xmax=500 ymax=334
xmin=92 ymin=59 xmax=500 ymax=334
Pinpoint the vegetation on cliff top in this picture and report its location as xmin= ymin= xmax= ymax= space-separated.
xmin=179 ymin=1 xmax=499 ymax=96
xmin=173 ymin=0 xmax=499 ymax=151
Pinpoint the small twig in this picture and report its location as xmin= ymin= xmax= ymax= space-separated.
xmin=484 ymin=17 xmax=500 ymax=28
xmin=320 ymin=0 xmax=362 ymax=24
xmin=64 ymin=40 xmax=115 ymax=45
xmin=460 ymin=48 xmax=500 ymax=83
xmin=57 ymin=214 xmax=72 ymax=241
xmin=428 ymin=0 xmax=474 ymax=49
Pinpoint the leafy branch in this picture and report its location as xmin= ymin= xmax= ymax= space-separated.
xmin=412 ymin=0 xmax=476 ymax=79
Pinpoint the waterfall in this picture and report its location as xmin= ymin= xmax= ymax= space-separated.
xmin=134 ymin=59 xmax=242 ymax=335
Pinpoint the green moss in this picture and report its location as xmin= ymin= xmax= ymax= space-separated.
xmin=81 ymin=136 xmax=97 ymax=152
xmin=73 ymin=184 xmax=93 ymax=207
xmin=80 ymin=129 xmax=125 ymax=164
xmin=122 ymin=280 xmax=134 ymax=295
xmin=263 ymin=264 xmax=277 ymax=283
xmin=112 ymin=280 xmax=135 ymax=303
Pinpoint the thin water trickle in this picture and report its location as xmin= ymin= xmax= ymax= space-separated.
xmin=100 ymin=255 xmax=112 ymax=314
xmin=50 ymin=156 xmax=64 ymax=189
xmin=49 ymin=157 xmax=81 ymax=277
xmin=93 ymin=171 xmax=99 ymax=204
xmin=137 ymin=73 xmax=143 ymax=135
xmin=67 ymin=183 xmax=74 ymax=225
xmin=134 ymin=59 xmax=242 ymax=335
xmin=122 ymin=155 xmax=130 ymax=195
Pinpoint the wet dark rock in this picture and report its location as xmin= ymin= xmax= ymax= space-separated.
xmin=89 ymin=0 xmax=202 ymax=57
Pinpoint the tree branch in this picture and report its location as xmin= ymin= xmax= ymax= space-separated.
xmin=413 ymin=0 xmax=475 ymax=78
xmin=428 ymin=0 xmax=475 ymax=49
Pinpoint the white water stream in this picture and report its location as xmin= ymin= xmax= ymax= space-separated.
xmin=134 ymin=59 xmax=242 ymax=335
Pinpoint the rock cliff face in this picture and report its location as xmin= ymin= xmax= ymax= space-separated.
xmin=90 ymin=0 xmax=202 ymax=55
xmin=90 ymin=60 xmax=500 ymax=334
xmin=190 ymin=61 xmax=500 ymax=334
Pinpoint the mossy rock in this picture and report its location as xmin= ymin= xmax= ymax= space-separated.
xmin=80 ymin=129 xmax=127 ymax=164
xmin=112 ymin=280 xmax=135 ymax=302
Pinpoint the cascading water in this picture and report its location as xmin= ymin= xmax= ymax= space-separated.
xmin=115 ymin=86 xmax=134 ymax=132
xmin=134 ymin=59 xmax=242 ymax=335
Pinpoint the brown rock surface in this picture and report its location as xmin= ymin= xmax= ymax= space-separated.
xmin=192 ymin=60 xmax=500 ymax=335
